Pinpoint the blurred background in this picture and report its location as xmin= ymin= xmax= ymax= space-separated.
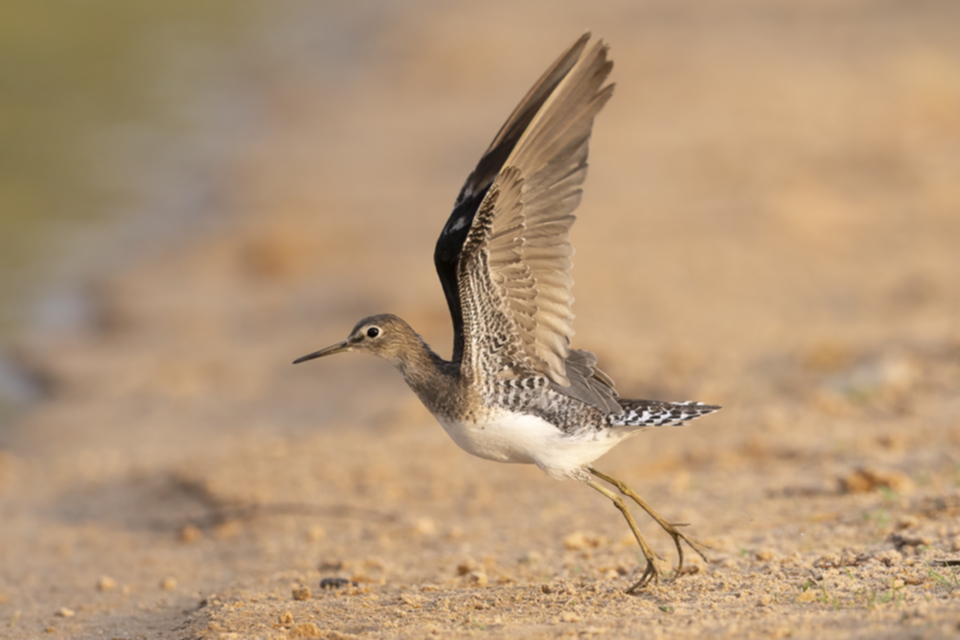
xmin=1 ymin=0 xmax=259 ymax=415
xmin=1 ymin=1 xmax=959 ymax=636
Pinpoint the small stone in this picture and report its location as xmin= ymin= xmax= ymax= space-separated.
xmin=456 ymin=559 xmax=476 ymax=576
xmin=399 ymin=593 xmax=424 ymax=608
xmin=755 ymin=549 xmax=777 ymax=562
xmin=677 ymin=562 xmax=702 ymax=575
xmin=564 ymin=531 xmax=587 ymax=550
xmin=796 ymin=590 xmax=817 ymax=604
xmin=414 ymin=518 xmax=436 ymax=536
xmin=292 ymin=585 xmax=311 ymax=601
xmin=563 ymin=531 xmax=606 ymax=551
xmin=889 ymin=532 xmax=932 ymax=550
xmin=876 ymin=434 xmax=905 ymax=451
xmin=467 ymin=571 xmax=488 ymax=587
xmin=160 ymin=577 xmax=177 ymax=591
xmin=178 ymin=525 xmax=202 ymax=544
xmin=213 ymin=520 xmax=241 ymax=539
xmin=289 ymin=623 xmax=322 ymax=638
xmin=96 ymin=576 xmax=116 ymax=592
xmin=560 ymin=611 xmax=582 ymax=622
xmin=306 ymin=525 xmax=325 ymax=542
xmin=278 ymin=611 xmax=293 ymax=625
xmin=319 ymin=577 xmax=356 ymax=590
xmin=840 ymin=468 xmax=912 ymax=494
xmin=56 ymin=607 xmax=75 ymax=617
xmin=896 ymin=515 xmax=919 ymax=530
xmin=813 ymin=553 xmax=841 ymax=569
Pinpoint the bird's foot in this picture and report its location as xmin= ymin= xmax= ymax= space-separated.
xmin=587 ymin=467 xmax=710 ymax=591
xmin=625 ymin=557 xmax=661 ymax=594
xmin=658 ymin=521 xmax=709 ymax=577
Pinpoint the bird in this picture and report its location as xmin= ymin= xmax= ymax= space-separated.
xmin=294 ymin=33 xmax=720 ymax=593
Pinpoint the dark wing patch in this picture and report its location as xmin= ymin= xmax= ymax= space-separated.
xmin=434 ymin=185 xmax=490 ymax=362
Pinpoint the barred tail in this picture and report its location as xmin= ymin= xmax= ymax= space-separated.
xmin=608 ymin=399 xmax=720 ymax=428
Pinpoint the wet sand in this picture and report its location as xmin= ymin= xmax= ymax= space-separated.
xmin=2 ymin=2 xmax=960 ymax=638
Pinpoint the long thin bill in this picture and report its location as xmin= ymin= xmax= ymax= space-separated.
xmin=293 ymin=340 xmax=350 ymax=364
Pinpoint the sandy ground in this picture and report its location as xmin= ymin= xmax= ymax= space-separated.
xmin=3 ymin=2 xmax=960 ymax=638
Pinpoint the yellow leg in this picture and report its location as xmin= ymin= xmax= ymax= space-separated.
xmin=589 ymin=467 xmax=708 ymax=591
xmin=585 ymin=480 xmax=662 ymax=592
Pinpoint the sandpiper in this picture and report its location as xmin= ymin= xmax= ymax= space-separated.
xmin=295 ymin=33 xmax=720 ymax=592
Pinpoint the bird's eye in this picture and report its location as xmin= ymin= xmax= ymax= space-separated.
xmin=366 ymin=327 xmax=380 ymax=338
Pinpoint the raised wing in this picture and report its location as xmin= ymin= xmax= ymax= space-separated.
xmin=457 ymin=37 xmax=614 ymax=391
xmin=435 ymin=33 xmax=592 ymax=364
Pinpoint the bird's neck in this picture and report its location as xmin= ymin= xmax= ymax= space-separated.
xmin=392 ymin=338 xmax=464 ymax=417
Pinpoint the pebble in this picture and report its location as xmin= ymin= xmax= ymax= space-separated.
xmin=796 ymin=591 xmax=817 ymax=604
xmin=457 ymin=559 xmax=477 ymax=575
xmin=840 ymin=468 xmax=912 ymax=494
xmin=563 ymin=531 xmax=606 ymax=551
xmin=755 ymin=549 xmax=777 ymax=562
xmin=96 ymin=576 xmax=116 ymax=591
xmin=160 ymin=577 xmax=177 ymax=591
xmin=292 ymin=585 xmax=311 ymax=601
xmin=319 ymin=577 xmax=356 ymax=590
xmin=179 ymin=525 xmax=203 ymax=544
xmin=466 ymin=571 xmax=488 ymax=587
xmin=414 ymin=518 xmax=436 ymax=536
xmin=289 ymin=623 xmax=322 ymax=638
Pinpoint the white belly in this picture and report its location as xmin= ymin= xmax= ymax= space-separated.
xmin=435 ymin=409 xmax=628 ymax=480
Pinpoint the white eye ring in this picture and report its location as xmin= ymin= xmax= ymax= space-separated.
xmin=366 ymin=326 xmax=380 ymax=338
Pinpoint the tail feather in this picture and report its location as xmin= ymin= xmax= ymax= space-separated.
xmin=608 ymin=399 xmax=720 ymax=428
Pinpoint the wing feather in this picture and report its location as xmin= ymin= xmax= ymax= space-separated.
xmin=458 ymin=38 xmax=614 ymax=388
xmin=434 ymin=34 xmax=593 ymax=362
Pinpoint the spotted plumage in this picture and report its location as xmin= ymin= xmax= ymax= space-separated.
xmin=295 ymin=34 xmax=720 ymax=593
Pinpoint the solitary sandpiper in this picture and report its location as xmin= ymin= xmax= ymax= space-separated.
xmin=295 ymin=33 xmax=720 ymax=593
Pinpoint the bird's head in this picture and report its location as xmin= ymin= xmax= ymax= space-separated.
xmin=293 ymin=314 xmax=423 ymax=369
